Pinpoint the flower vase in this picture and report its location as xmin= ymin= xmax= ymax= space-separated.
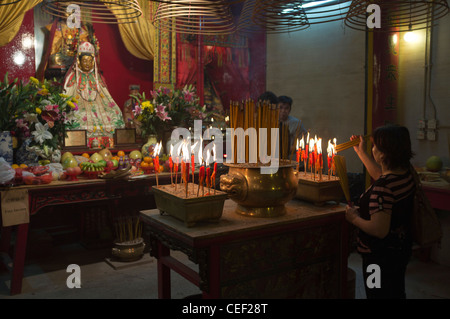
xmin=0 ymin=131 xmax=14 ymax=165
xmin=15 ymin=138 xmax=39 ymax=165
xmin=141 ymin=135 xmax=157 ymax=157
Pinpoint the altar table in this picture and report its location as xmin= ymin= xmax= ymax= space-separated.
xmin=0 ymin=174 xmax=170 ymax=295
xmin=140 ymin=199 xmax=349 ymax=299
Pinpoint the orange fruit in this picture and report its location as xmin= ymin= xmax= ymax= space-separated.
xmin=141 ymin=162 xmax=149 ymax=168
xmin=148 ymin=162 xmax=154 ymax=168
xmin=143 ymin=156 xmax=152 ymax=164
xmin=82 ymin=153 xmax=90 ymax=159
xmin=11 ymin=164 xmax=19 ymax=169
xmin=19 ymin=163 xmax=28 ymax=169
xmin=159 ymin=166 xmax=164 ymax=173
xmin=117 ymin=150 xmax=125 ymax=157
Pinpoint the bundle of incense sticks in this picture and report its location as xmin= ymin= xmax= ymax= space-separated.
xmin=335 ymin=135 xmax=370 ymax=153
xmin=333 ymin=155 xmax=352 ymax=205
xmin=229 ymin=99 xmax=281 ymax=163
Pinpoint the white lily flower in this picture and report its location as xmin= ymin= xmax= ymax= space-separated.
xmin=32 ymin=122 xmax=53 ymax=144
xmin=23 ymin=113 xmax=39 ymax=123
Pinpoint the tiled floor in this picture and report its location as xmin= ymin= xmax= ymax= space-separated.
xmin=1 ymin=240 xmax=449 ymax=299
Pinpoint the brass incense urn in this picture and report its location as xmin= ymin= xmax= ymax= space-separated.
xmin=220 ymin=161 xmax=297 ymax=217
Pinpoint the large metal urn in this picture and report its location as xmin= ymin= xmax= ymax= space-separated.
xmin=220 ymin=161 xmax=297 ymax=217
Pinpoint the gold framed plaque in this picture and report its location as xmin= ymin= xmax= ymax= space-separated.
xmin=64 ymin=130 xmax=87 ymax=147
xmin=114 ymin=128 xmax=136 ymax=145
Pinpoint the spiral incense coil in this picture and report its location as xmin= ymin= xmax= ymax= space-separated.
xmin=299 ymin=0 xmax=354 ymax=25
xmin=152 ymin=0 xmax=236 ymax=35
xmin=345 ymin=0 xmax=449 ymax=32
xmin=251 ymin=0 xmax=310 ymax=34
xmin=41 ymin=0 xmax=142 ymax=24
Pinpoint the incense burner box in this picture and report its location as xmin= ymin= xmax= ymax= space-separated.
xmin=152 ymin=183 xmax=228 ymax=227
xmin=295 ymin=173 xmax=343 ymax=206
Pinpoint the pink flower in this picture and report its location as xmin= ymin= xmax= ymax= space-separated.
xmin=82 ymin=116 xmax=87 ymax=122
xmin=183 ymin=89 xmax=194 ymax=102
xmin=156 ymin=104 xmax=171 ymax=122
xmin=15 ymin=118 xmax=28 ymax=129
xmin=132 ymin=105 xmax=142 ymax=116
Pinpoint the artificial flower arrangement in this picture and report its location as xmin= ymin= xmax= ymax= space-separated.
xmin=132 ymin=85 xmax=207 ymax=139
xmin=14 ymin=76 xmax=78 ymax=162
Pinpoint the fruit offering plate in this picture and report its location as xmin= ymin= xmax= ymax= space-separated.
xmin=152 ymin=183 xmax=228 ymax=227
xmin=65 ymin=172 xmax=82 ymax=181
xmin=83 ymin=170 xmax=104 ymax=179
xmin=23 ymin=173 xmax=53 ymax=185
xmin=141 ymin=167 xmax=155 ymax=174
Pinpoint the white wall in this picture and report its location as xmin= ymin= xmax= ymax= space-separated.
xmin=267 ymin=21 xmax=366 ymax=173
xmin=267 ymin=14 xmax=450 ymax=173
xmin=399 ymin=15 xmax=450 ymax=168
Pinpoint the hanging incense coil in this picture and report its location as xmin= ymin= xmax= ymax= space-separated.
xmin=41 ymin=0 xmax=142 ymax=24
xmin=250 ymin=0 xmax=310 ymax=34
xmin=345 ymin=0 xmax=449 ymax=32
xmin=302 ymin=0 xmax=354 ymax=25
xmin=151 ymin=0 xmax=236 ymax=35
xmin=237 ymin=0 xmax=354 ymax=34
xmin=0 ymin=0 xmax=22 ymax=6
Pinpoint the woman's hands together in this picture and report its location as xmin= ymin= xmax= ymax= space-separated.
xmin=345 ymin=205 xmax=359 ymax=225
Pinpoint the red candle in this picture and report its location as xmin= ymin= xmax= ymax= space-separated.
xmin=211 ymin=162 xmax=217 ymax=193
xmin=198 ymin=165 xmax=205 ymax=196
xmin=186 ymin=161 xmax=190 ymax=183
xmin=154 ymin=155 xmax=159 ymax=173
xmin=206 ymin=166 xmax=211 ymax=192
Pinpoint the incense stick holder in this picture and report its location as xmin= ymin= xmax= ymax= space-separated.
xmin=111 ymin=238 xmax=145 ymax=262
xmin=295 ymin=173 xmax=343 ymax=205
xmin=152 ymin=183 xmax=228 ymax=227
xmin=220 ymin=161 xmax=297 ymax=217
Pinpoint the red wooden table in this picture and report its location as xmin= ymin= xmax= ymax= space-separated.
xmin=422 ymin=184 xmax=450 ymax=211
xmin=140 ymin=199 xmax=349 ymax=299
xmin=0 ymin=174 xmax=170 ymax=295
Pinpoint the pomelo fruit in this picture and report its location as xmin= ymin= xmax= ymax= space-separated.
xmin=426 ymin=155 xmax=443 ymax=172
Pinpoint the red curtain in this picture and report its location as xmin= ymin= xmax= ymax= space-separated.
xmin=176 ymin=34 xmax=251 ymax=109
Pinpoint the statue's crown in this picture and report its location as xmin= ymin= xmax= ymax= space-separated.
xmin=78 ymin=41 xmax=95 ymax=55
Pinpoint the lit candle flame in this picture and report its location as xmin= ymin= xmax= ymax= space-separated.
xmin=317 ymin=138 xmax=322 ymax=154
xmin=153 ymin=141 xmax=162 ymax=157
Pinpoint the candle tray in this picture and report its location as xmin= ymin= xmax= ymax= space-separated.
xmin=152 ymin=183 xmax=228 ymax=227
xmin=295 ymin=172 xmax=343 ymax=205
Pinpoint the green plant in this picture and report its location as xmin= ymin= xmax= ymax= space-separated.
xmin=0 ymin=73 xmax=33 ymax=132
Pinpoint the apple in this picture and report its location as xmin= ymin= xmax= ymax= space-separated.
xmin=66 ymin=167 xmax=75 ymax=175
xmin=73 ymin=166 xmax=82 ymax=175
xmin=111 ymin=159 xmax=119 ymax=168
